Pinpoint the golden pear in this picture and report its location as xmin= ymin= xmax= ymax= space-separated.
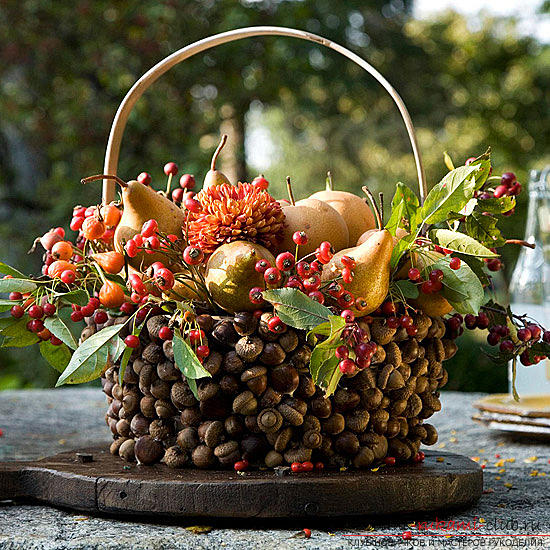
xmin=113 ymin=180 xmax=185 ymax=269
xmin=357 ymin=227 xmax=408 ymax=247
xmin=277 ymin=198 xmax=349 ymax=256
xmin=321 ymin=229 xmax=394 ymax=317
xmin=203 ymin=134 xmax=231 ymax=192
xmin=310 ymin=174 xmax=375 ymax=245
xmin=205 ymin=241 xmax=275 ymax=313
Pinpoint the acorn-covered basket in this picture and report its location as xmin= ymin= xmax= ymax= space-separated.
xmin=1 ymin=27 xmax=548 ymax=474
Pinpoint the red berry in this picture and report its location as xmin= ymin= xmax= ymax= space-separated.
xmin=476 ymin=313 xmax=489 ymax=329
xmin=447 ymin=316 xmax=461 ymax=331
xmin=413 ymin=451 xmax=425 ymax=463
xmin=307 ymin=291 xmax=324 ymax=304
xmin=408 ymin=267 xmax=420 ymax=281
xmin=60 ymin=270 xmax=76 ymax=284
xmin=50 ymin=335 xmax=63 ymax=346
xmin=125 ymin=239 xmax=138 ymax=258
xmin=80 ymin=304 xmax=94 ymax=318
xmin=37 ymin=328 xmax=52 ymax=341
xmin=276 ymin=252 xmax=295 ymax=272
xmin=292 ymin=231 xmax=308 ymax=246
xmin=340 ymin=255 xmax=356 ymax=270
xmin=70 ymin=216 xmax=84 ymax=231
xmin=509 ymin=182 xmax=522 ymax=196
xmin=303 ymin=275 xmax=321 ymax=292
xmin=356 ymin=356 xmax=371 ymax=369
xmin=285 ymin=276 xmax=304 ymax=291
xmin=339 ymin=358 xmax=356 ymax=375
xmin=402 ymin=531 xmax=413 ymax=541
xmin=137 ymin=172 xmax=152 ymax=185
xmin=183 ymin=246 xmax=204 ymax=266
xmin=449 ymin=257 xmax=461 ymax=270
xmin=251 ymin=175 xmax=269 ymax=190
xmin=9 ymin=292 xmax=22 ymax=301
xmin=27 ymin=319 xmax=44 ymax=333
xmin=141 ymin=219 xmax=158 ymax=238
xmin=421 ymin=280 xmax=435 ymax=294
xmin=291 ymin=462 xmax=303 ymax=473
xmin=335 ymin=345 xmax=349 ymax=359
xmin=94 ymin=310 xmax=108 ymax=324
xmin=43 ymin=302 xmax=56 ymax=317
xmin=28 ymin=305 xmax=44 ymax=319
xmin=487 ymin=332 xmax=500 ymax=346
xmin=189 ymin=329 xmax=205 ymax=345
xmin=387 ymin=316 xmax=400 ymax=329
xmin=267 ymin=316 xmax=286 ymax=333
xmin=10 ymin=305 xmax=24 ymax=318
xmin=400 ymin=314 xmax=413 ymax=328
xmin=543 ymin=331 xmax=550 ymax=343
xmin=501 ymin=172 xmax=516 ymax=186
xmin=406 ymin=325 xmax=418 ymax=337
xmin=520 ymin=350 xmax=533 ymax=366
xmin=264 ymin=267 xmax=282 ymax=285
xmin=381 ymin=301 xmax=396 ymax=315
xmin=183 ymin=198 xmax=201 ymax=213
xmin=125 ymin=335 xmax=140 ymax=348
xmin=465 ymin=314 xmax=477 ymax=329
xmin=493 ymin=185 xmax=508 ymax=198
xmin=465 ymin=156 xmax=476 ymax=165
xmin=234 ymin=459 xmax=249 ymax=472
xmin=429 ymin=269 xmax=444 ymax=283
xmin=70 ymin=310 xmax=83 ymax=322
xmin=341 ymin=310 xmax=354 ymax=323
xmin=486 ymin=258 xmax=502 ymax=272
xmin=341 ymin=267 xmax=354 ymax=284
xmin=337 ymin=292 xmax=354 ymax=308
xmin=53 ymin=227 xmax=65 ymax=238
xmin=255 ymin=259 xmax=270 ymax=273
xmin=196 ymin=345 xmax=210 ymax=358
xmin=120 ymin=302 xmax=135 ymax=315
xmin=171 ymin=187 xmax=185 ymax=204
xmin=527 ymin=325 xmax=542 ymax=341
xmin=303 ymin=528 xmax=312 ymax=539
xmin=517 ymin=328 xmax=532 ymax=342
xmin=89 ymin=297 xmax=101 ymax=309
xmin=159 ymin=326 xmax=173 ymax=341
xmin=384 ymin=456 xmax=396 ymax=466
xmin=164 ymin=162 xmax=178 ymax=176
xmin=309 ymin=260 xmax=322 ymax=274
xmin=327 ymin=281 xmax=344 ymax=298
xmin=301 ymin=461 xmax=314 ymax=472
xmin=296 ymin=261 xmax=312 ymax=279
xmin=179 ymin=174 xmax=196 ymax=189
xmin=314 ymin=462 xmax=324 ymax=471
xmin=499 ymin=340 xmax=514 ymax=353
xmin=249 ymin=287 xmax=264 ymax=305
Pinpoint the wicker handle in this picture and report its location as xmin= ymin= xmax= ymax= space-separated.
xmin=102 ymin=26 xmax=427 ymax=204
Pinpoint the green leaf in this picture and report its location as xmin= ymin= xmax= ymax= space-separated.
xmin=173 ymin=331 xmax=211 ymax=390
xmin=420 ymin=164 xmax=480 ymax=225
xmin=57 ymin=289 xmax=89 ymax=306
xmin=430 ymin=229 xmax=498 ymax=258
xmin=455 ymin=254 xmax=490 ymax=287
xmin=0 ymin=262 xmax=28 ymax=278
xmin=109 ymin=336 xmax=126 ymax=363
xmin=307 ymin=315 xmax=346 ymax=340
xmin=263 ymin=288 xmax=332 ymax=330
xmin=40 ymin=341 xmax=71 ymax=372
xmin=44 ymin=316 xmax=77 ymax=349
xmin=464 ymin=212 xmax=506 ymax=248
xmin=478 ymin=196 xmax=516 ymax=214
xmin=0 ymin=317 xmax=40 ymax=347
xmin=0 ymin=278 xmax=37 ymax=294
xmin=431 ymin=257 xmax=485 ymax=314
xmin=469 ymin=149 xmax=492 ymax=189
xmin=390 ymin=232 xmax=416 ymax=269
xmin=391 ymin=280 xmax=419 ymax=299
xmin=56 ymin=323 xmax=127 ymax=386
xmin=385 ymin=182 xmax=419 ymax=236
xmin=0 ymin=299 xmax=16 ymax=313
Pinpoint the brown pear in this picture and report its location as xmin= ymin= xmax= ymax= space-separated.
xmin=204 ymin=241 xmax=275 ymax=313
xmin=310 ymin=173 xmax=375 ymax=245
xmin=203 ymin=134 xmax=231 ymax=192
xmin=322 ymin=229 xmax=394 ymax=317
xmin=357 ymin=226 xmax=408 ymax=246
xmin=113 ymin=179 xmax=185 ymax=269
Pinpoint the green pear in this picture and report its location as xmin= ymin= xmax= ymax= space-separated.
xmin=321 ymin=229 xmax=394 ymax=317
xmin=203 ymin=134 xmax=231 ymax=192
xmin=113 ymin=179 xmax=185 ymax=269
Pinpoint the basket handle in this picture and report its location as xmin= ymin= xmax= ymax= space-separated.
xmin=102 ymin=26 xmax=427 ymax=204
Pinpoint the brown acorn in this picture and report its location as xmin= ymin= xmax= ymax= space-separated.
xmin=163 ymin=445 xmax=188 ymax=468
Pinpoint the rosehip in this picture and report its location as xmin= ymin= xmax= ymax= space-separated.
xmin=129 ymin=273 xmax=147 ymax=296
xmin=509 ymin=183 xmax=522 ymax=196
xmin=327 ymin=281 xmax=344 ymax=298
xmin=249 ymin=287 xmax=264 ymax=305
xmin=141 ymin=219 xmax=158 ymax=238
xmin=137 ymin=172 xmax=152 ymax=185
xmin=70 ymin=216 xmax=85 ymax=231
xmin=340 ymin=256 xmax=356 ymax=270
xmin=120 ymin=302 xmax=135 ymax=315
xmin=341 ymin=310 xmax=355 ymax=323
xmin=50 ymin=335 xmax=63 ymax=346
xmin=251 ymin=175 xmax=269 ymax=190
xmin=183 ymin=246 xmax=204 ymax=266
xmin=99 ymin=280 xmax=125 ymax=309
xmin=302 ymin=275 xmax=321 ymax=292
xmin=125 ymin=240 xmax=138 ymax=258
xmin=133 ymin=234 xmax=143 ymax=247
xmin=308 ymin=291 xmax=324 ymax=304
xmin=293 ymin=231 xmax=308 ymax=246
xmin=80 ymin=304 xmax=94 ymax=318
xmin=179 ymin=174 xmax=195 ymax=189
xmin=155 ymin=268 xmax=174 ymax=291
xmin=264 ymin=267 xmax=282 ymax=285
xmin=296 ymin=261 xmax=311 ymax=279
xmin=267 ymin=316 xmax=286 ymax=333
xmin=81 ymin=217 xmax=105 ymax=240
xmin=338 ymin=292 xmax=354 ymax=308
xmin=291 ymin=462 xmax=303 ymax=473
xmin=301 ymin=461 xmax=314 ymax=472
xmin=413 ymin=451 xmax=425 ymax=463
xmin=285 ymin=276 xmax=303 ymax=291
xmin=171 ymin=187 xmax=185 ymax=203
xmin=341 ymin=267 xmax=353 ymax=284
xmin=486 ymin=258 xmax=502 ymax=272
xmin=276 ymin=252 xmax=295 ymax=272
xmin=255 ymin=259 xmax=270 ymax=273
xmin=384 ymin=456 xmax=396 ymax=466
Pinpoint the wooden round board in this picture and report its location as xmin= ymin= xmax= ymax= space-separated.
xmin=0 ymin=446 xmax=482 ymax=518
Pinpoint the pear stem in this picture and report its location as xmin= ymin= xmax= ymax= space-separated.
xmin=505 ymin=239 xmax=536 ymax=249
xmin=362 ymin=186 xmax=383 ymax=230
xmin=326 ymin=171 xmax=334 ymax=191
xmin=81 ymin=174 xmax=127 ymax=188
xmin=286 ymin=176 xmax=296 ymax=206
xmin=211 ymin=134 xmax=228 ymax=171
xmin=378 ymin=192 xmax=384 ymax=226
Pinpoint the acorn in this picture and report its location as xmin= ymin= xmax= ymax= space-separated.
xmin=397 ymin=364 xmax=411 ymax=381
xmin=192 ymin=445 xmax=215 ymax=468
xmin=360 ymin=432 xmax=388 ymax=460
xmin=240 ymin=434 xmax=267 ymax=461
xmin=232 ymin=312 xmax=258 ymax=336
xmin=302 ymin=414 xmax=321 ymax=433
xmin=123 ymin=364 xmax=139 ymax=384
xmin=279 ymin=330 xmax=299 ymax=353
xmin=388 ymin=439 xmax=411 ymax=461
xmin=116 ymin=419 xmax=131 ymax=438
xmin=345 ymin=410 xmax=370 ymax=433
xmin=142 ymin=343 xmax=164 ymax=364
xmin=270 ymin=365 xmax=299 ymax=394
xmin=177 ymin=427 xmax=200 ymax=450
xmin=102 ymin=379 xmax=114 ymax=398
xmin=241 ymin=366 xmax=268 ymax=395
xmin=150 ymin=379 xmax=171 ymax=401
xmin=214 ymin=441 xmax=240 ymax=466
xmin=119 ymin=439 xmax=136 ymax=462
xmin=409 ymin=424 xmax=428 ymax=442
xmin=422 ymin=423 xmax=438 ymax=445
xmin=257 ymin=408 xmax=283 ymax=433
xmin=310 ymin=395 xmax=332 ymax=418
xmin=235 ymin=336 xmax=264 ymax=362
xmin=273 ymin=427 xmax=293 ymax=452
xmin=371 ymin=408 xmax=390 ymax=434
xmin=223 ymin=351 xmax=245 ymax=375
xmin=219 ymin=374 xmax=240 ymax=395
xmin=370 ymin=318 xmax=397 ymax=345
xmin=295 ymin=375 xmax=316 ymax=399
xmin=260 ymin=387 xmax=283 ymax=408
xmin=80 ymin=325 xmax=96 ymax=342
xmin=155 ymin=399 xmax=176 ymax=419
xmin=138 ymin=364 xmax=156 ymax=396
xmin=163 ymin=445 xmax=188 ymax=468
xmin=278 ymin=402 xmax=304 ymax=426
xmin=130 ymin=414 xmax=150 ymax=437
xmin=265 ymin=450 xmax=283 ymax=468
xmin=197 ymin=380 xmax=220 ymax=402
xmin=224 ymin=415 xmax=244 ymax=438
xmin=427 ymin=317 xmax=446 ymax=339
xmin=122 ymin=392 xmax=140 ymax=415
xmin=212 ymin=319 xmax=240 ymax=347
xmin=442 ymin=339 xmax=458 ymax=360
xmin=289 ymin=345 xmax=312 ymax=370
xmin=333 ymin=389 xmax=360 ymax=412
xmin=180 ymin=407 xmax=201 ymax=427
xmin=245 ymin=415 xmax=262 ymax=434
xmin=232 ymin=391 xmax=258 ymax=415
xmin=438 ymin=369 xmax=449 ymax=389
xmin=386 ymin=417 xmax=401 ymax=439
xmin=110 ymin=437 xmax=129 ymax=456
xmin=390 ymin=399 xmax=408 ymax=417
xmin=386 ymin=370 xmax=406 ymax=390
xmin=196 ymin=314 xmax=215 ymax=334
xmin=349 ymin=368 xmax=377 ymax=390
xmin=371 ymin=344 xmax=386 ymax=365
xmin=322 ymin=413 xmax=345 ymax=435
xmin=384 ymin=342 xmax=402 ymax=367
xmin=162 ymin=340 xmax=174 ymax=361
xmin=200 ymin=396 xmax=230 ymax=419
xmin=260 ymin=343 xmax=286 ymax=366
xmin=171 ymin=381 xmax=198 ymax=410
xmin=353 ymin=446 xmax=375 ymax=468
xmin=157 ymin=360 xmax=180 ymax=381
xmin=302 ymin=430 xmax=322 ymax=449
xmin=335 ymin=431 xmax=360 ymax=456
xmin=112 ymin=383 xmax=123 ymax=401
xmin=146 ymin=315 xmax=169 ymax=342
xmin=377 ymin=364 xmax=394 ymax=390
xmin=203 ymin=351 xmax=222 ymax=376
xmin=400 ymin=339 xmax=419 ymax=364
xmin=149 ymin=419 xmax=173 ymax=440
xmin=284 ymin=446 xmax=312 ymax=464
xmin=204 ymin=420 xmax=224 ymax=448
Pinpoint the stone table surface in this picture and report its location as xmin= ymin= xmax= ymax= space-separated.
xmin=0 ymin=389 xmax=549 ymax=550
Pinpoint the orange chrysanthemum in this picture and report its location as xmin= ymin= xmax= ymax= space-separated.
xmin=187 ymin=183 xmax=285 ymax=254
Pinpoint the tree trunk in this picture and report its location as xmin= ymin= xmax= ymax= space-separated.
xmin=219 ymin=102 xmax=248 ymax=183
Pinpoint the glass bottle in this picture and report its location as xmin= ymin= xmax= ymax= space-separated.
xmin=508 ymin=168 xmax=550 ymax=396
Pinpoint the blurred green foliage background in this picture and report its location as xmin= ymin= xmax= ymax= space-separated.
xmin=1 ymin=0 xmax=549 ymax=390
